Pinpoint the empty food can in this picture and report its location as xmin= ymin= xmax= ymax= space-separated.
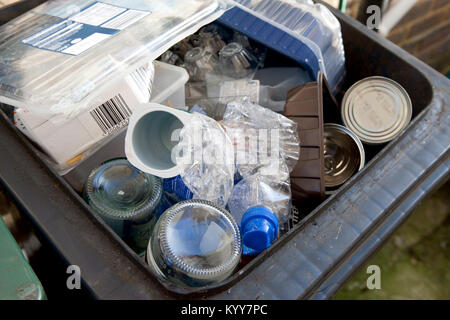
xmin=341 ymin=76 xmax=412 ymax=145
xmin=324 ymin=124 xmax=365 ymax=189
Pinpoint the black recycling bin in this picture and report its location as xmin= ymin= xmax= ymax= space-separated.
xmin=0 ymin=0 xmax=448 ymax=299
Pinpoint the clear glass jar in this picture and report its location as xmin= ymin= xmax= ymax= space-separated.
xmin=84 ymin=158 xmax=163 ymax=252
xmin=147 ymin=200 xmax=241 ymax=288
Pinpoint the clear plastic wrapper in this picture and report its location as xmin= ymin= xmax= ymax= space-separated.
xmin=186 ymin=78 xmax=260 ymax=120
xmin=223 ymin=0 xmax=346 ymax=92
xmin=0 ymin=0 xmax=231 ymax=118
xmin=174 ymin=112 xmax=235 ymax=208
xmin=221 ymin=98 xmax=300 ymax=179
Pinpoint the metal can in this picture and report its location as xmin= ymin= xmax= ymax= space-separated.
xmin=341 ymin=76 xmax=412 ymax=145
xmin=324 ymin=124 xmax=366 ymax=189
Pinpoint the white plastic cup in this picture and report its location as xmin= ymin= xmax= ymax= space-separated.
xmin=125 ymin=103 xmax=192 ymax=178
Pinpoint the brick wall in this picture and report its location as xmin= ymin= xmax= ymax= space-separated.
xmin=387 ymin=0 xmax=450 ymax=74
xmin=0 ymin=0 xmax=21 ymax=8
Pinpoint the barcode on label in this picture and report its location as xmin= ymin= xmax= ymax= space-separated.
xmin=90 ymin=94 xmax=132 ymax=135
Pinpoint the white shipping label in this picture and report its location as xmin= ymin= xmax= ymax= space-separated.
xmin=22 ymin=1 xmax=150 ymax=55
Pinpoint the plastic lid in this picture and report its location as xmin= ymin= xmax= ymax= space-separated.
xmin=85 ymin=159 xmax=162 ymax=222
xmin=147 ymin=200 xmax=241 ymax=287
xmin=241 ymin=206 xmax=279 ymax=253
xmin=0 ymin=0 xmax=229 ymax=118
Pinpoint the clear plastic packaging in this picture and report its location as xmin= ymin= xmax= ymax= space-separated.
xmin=14 ymin=61 xmax=155 ymax=174
xmin=199 ymin=25 xmax=227 ymax=54
xmin=0 ymin=0 xmax=231 ymax=118
xmin=146 ymin=200 xmax=241 ymax=288
xmin=174 ymin=112 xmax=235 ymax=208
xmin=186 ymin=78 xmax=260 ymax=120
xmin=227 ymin=174 xmax=292 ymax=254
xmin=224 ymin=0 xmax=346 ymax=92
xmin=218 ymin=42 xmax=259 ymax=79
xmin=184 ymin=47 xmax=219 ymax=82
xmin=221 ymin=98 xmax=300 ymax=179
xmin=254 ymin=67 xmax=313 ymax=112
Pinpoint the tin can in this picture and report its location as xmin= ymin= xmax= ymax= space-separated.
xmin=341 ymin=76 xmax=412 ymax=145
xmin=324 ymin=124 xmax=366 ymax=189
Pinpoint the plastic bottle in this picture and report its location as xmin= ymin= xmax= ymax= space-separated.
xmin=227 ymin=174 xmax=292 ymax=256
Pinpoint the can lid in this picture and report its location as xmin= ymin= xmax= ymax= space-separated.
xmin=342 ymin=77 xmax=412 ymax=144
xmin=241 ymin=206 xmax=279 ymax=254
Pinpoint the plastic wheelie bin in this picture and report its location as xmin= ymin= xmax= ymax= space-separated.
xmin=0 ymin=216 xmax=46 ymax=300
xmin=0 ymin=0 xmax=448 ymax=299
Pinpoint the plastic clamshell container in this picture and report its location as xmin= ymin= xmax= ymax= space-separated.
xmin=218 ymin=0 xmax=346 ymax=92
xmin=0 ymin=0 xmax=229 ymax=118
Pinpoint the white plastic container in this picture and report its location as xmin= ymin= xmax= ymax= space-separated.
xmin=14 ymin=62 xmax=155 ymax=172
xmin=151 ymin=62 xmax=189 ymax=108
xmin=63 ymin=62 xmax=190 ymax=191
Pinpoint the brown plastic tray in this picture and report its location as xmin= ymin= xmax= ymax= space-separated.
xmin=284 ymin=72 xmax=341 ymax=209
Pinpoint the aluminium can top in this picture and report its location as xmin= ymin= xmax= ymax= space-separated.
xmin=341 ymin=76 xmax=413 ymax=145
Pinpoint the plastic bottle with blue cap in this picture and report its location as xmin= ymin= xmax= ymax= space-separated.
xmin=227 ymin=174 xmax=291 ymax=256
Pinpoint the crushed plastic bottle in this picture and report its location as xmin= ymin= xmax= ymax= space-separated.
xmin=227 ymin=174 xmax=292 ymax=255
xmin=174 ymin=112 xmax=235 ymax=208
xmin=221 ymin=98 xmax=300 ymax=179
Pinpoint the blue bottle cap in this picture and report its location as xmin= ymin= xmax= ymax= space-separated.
xmin=241 ymin=206 xmax=279 ymax=254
